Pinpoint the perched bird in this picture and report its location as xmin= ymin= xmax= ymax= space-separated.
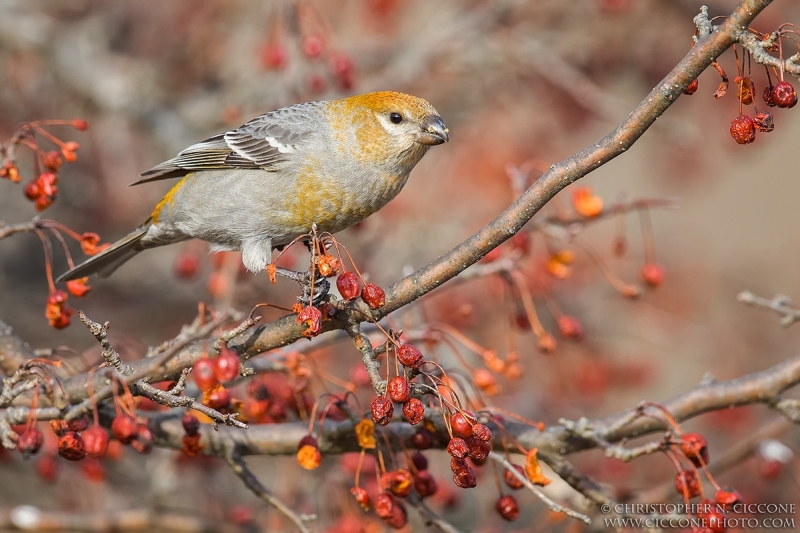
xmin=58 ymin=92 xmax=448 ymax=282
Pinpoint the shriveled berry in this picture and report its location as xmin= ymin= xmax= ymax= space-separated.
xmin=681 ymin=432 xmax=709 ymax=466
xmin=413 ymin=469 xmax=438 ymax=498
xmin=182 ymin=433 xmax=204 ymax=457
xmin=763 ymin=84 xmax=777 ymax=106
xmin=402 ymin=398 xmax=424 ymax=425
xmin=387 ymin=376 xmax=410 ymax=403
xmin=83 ymin=426 xmax=109 ymax=458
xmin=384 ymin=500 xmax=408 ymax=529
xmin=450 ymin=411 xmax=474 ymax=438
xmin=17 ymin=427 xmax=44 ymax=458
xmin=49 ymin=419 xmax=69 ymax=437
xmin=734 ymin=76 xmax=755 ymax=105
xmin=382 ymin=469 xmax=412 ymax=497
xmin=707 ymin=509 xmax=727 ymax=533
xmin=730 ymin=114 xmax=756 ymax=144
xmin=771 ymin=80 xmax=797 ymax=108
xmin=446 ymin=437 xmax=469 ymax=459
xmin=206 ymin=387 xmax=231 ymax=410
xmin=715 ymin=488 xmax=742 ymax=511
xmin=371 ymin=396 xmax=394 ymax=426
xmin=193 ymin=358 xmax=219 ymax=391
xmin=452 ymin=466 xmax=477 ymax=488
xmin=503 ymin=464 xmax=526 ymax=490
xmin=397 ymin=344 xmax=423 ymax=369
xmin=641 ymin=262 xmax=665 ymax=287
xmin=111 ymin=414 xmax=138 ymax=444
xmin=131 ymin=425 xmax=153 ymax=455
xmin=674 ymin=469 xmax=701 ymax=498
xmin=754 ymin=111 xmax=774 ymax=132
xmin=297 ymin=444 xmax=321 ymax=470
xmin=351 ymin=486 xmax=370 ymax=510
xmin=496 ymin=495 xmax=520 ymax=521
xmin=472 ymin=423 xmax=492 ymax=442
xmin=412 ymin=428 xmax=434 ymax=449
xmin=182 ymin=414 xmax=200 ymax=436
xmin=684 ymin=78 xmax=699 ymax=95
xmin=374 ymin=492 xmax=396 ymax=518
xmin=450 ymin=456 xmax=467 ymax=472
xmin=466 ymin=436 xmax=490 ymax=461
xmin=214 ymin=349 xmax=240 ymax=382
xmin=336 ymin=271 xmax=361 ymax=300
xmin=361 ymin=283 xmax=385 ymax=309
xmin=411 ymin=451 xmax=428 ymax=471
xmin=58 ymin=431 xmax=87 ymax=461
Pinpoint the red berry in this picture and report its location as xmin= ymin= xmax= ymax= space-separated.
xmin=361 ymin=283 xmax=385 ymax=309
xmin=402 ymin=398 xmax=424 ymax=425
xmin=763 ymin=84 xmax=777 ymax=107
xmin=302 ymin=35 xmax=325 ymax=59
xmin=374 ymin=492 xmax=395 ymax=518
xmin=298 ymin=435 xmax=317 ymax=450
xmin=413 ymin=469 xmax=438 ymax=498
xmin=36 ymin=455 xmax=58 ymax=482
xmin=16 ymin=427 xmax=44 ymax=458
xmin=503 ymin=464 xmax=526 ymax=490
xmin=452 ymin=466 xmax=477 ymax=488
xmin=371 ymin=396 xmax=394 ymax=426
xmin=182 ymin=414 xmax=200 ymax=436
xmin=411 ymin=451 xmax=428 ymax=471
xmin=753 ymin=111 xmax=774 ymax=132
xmin=214 ymin=349 xmax=240 ymax=382
xmin=674 ymin=469 xmax=701 ymax=498
xmin=472 ymin=423 xmax=492 ymax=442
xmin=206 ymin=387 xmax=231 ymax=410
xmin=681 ymin=432 xmax=709 ymax=466
xmin=260 ymin=43 xmax=287 ymax=70
xmin=384 ymin=500 xmax=408 ymax=529
xmin=412 ymin=428 xmax=434 ymax=449
xmin=350 ymin=486 xmax=370 ymax=510
xmin=684 ymin=78 xmax=699 ymax=95
xmin=771 ymin=80 xmax=797 ymax=108
xmin=730 ymin=114 xmax=756 ymax=144
xmin=58 ymin=431 xmax=87 ymax=461
xmin=387 ymin=376 xmax=410 ymax=403
xmin=446 ymin=437 xmax=469 ymax=459
xmin=336 ymin=271 xmax=361 ymax=300
xmin=42 ymin=151 xmax=62 ymax=171
xmin=24 ymin=181 xmax=40 ymax=200
xmin=131 ymin=425 xmax=153 ymax=455
xmin=174 ymin=252 xmax=201 ymax=279
xmin=707 ymin=509 xmax=727 ymax=533
xmin=80 ymin=456 xmax=105 ymax=483
xmin=450 ymin=456 xmax=467 ymax=472
xmin=193 ymin=358 xmax=219 ymax=391
xmin=496 ymin=494 xmax=520 ymax=521
xmin=72 ymin=119 xmax=89 ymax=131
xmin=382 ymin=469 xmax=412 ymax=497
xmin=111 ymin=414 xmax=138 ymax=444
xmin=450 ymin=411 xmax=474 ymax=438
xmin=83 ymin=426 xmax=109 ymax=458
xmin=465 ymin=436 xmax=490 ymax=461
xmin=641 ymin=262 xmax=665 ymax=287
xmin=397 ymin=343 xmax=423 ymax=369
xmin=557 ymin=315 xmax=584 ymax=340
xmin=715 ymin=488 xmax=742 ymax=511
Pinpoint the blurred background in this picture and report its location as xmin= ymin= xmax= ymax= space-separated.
xmin=1 ymin=0 xmax=799 ymax=531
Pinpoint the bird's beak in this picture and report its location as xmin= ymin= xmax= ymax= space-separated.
xmin=416 ymin=115 xmax=449 ymax=145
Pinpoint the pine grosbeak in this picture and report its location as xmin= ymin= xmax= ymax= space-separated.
xmin=58 ymin=92 xmax=448 ymax=281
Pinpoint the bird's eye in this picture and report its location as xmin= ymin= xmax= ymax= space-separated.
xmin=389 ymin=112 xmax=403 ymax=124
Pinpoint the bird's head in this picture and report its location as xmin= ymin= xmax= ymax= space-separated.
xmin=332 ymin=92 xmax=449 ymax=171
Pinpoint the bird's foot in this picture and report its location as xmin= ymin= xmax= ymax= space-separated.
xmin=274 ymin=267 xmax=330 ymax=306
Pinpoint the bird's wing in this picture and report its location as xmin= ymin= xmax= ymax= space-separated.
xmin=132 ymin=105 xmax=317 ymax=185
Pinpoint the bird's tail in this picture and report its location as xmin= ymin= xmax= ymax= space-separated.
xmin=57 ymin=227 xmax=150 ymax=282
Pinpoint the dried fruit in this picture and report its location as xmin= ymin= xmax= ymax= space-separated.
xmin=496 ymin=495 xmax=520 ymax=521
xmin=193 ymin=358 xmax=219 ymax=391
xmin=684 ymin=78 xmax=699 ymax=95
xmin=374 ymin=492 xmax=396 ymax=518
xmin=16 ymin=427 xmax=44 ymax=458
xmin=503 ymin=464 xmax=526 ymax=490
xmin=382 ymin=469 xmax=412 ymax=497
xmin=452 ymin=466 xmax=477 ymax=488
xmin=715 ymin=488 xmax=742 ymax=511
xmin=397 ymin=343 xmax=424 ymax=369
xmin=472 ymin=424 xmax=492 ymax=442
xmin=413 ymin=469 xmax=438 ymax=498
xmin=83 ymin=426 xmax=109 ymax=458
xmin=734 ymin=76 xmax=754 ymax=105
xmin=65 ymin=278 xmax=91 ymax=297
xmin=361 ymin=283 xmax=385 ymax=309
xmin=111 ymin=414 xmax=138 ymax=444
xmin=446 ymin=437 xmax=469 ymax=459
xmin=351 ymin=487 xmax=370 ymax=510
xmin=572 ymin=187 xmax=604 ymax=217
xmin=771 ymin=80 xmax=797 ymax=108
xmin=641 ymin=262 xmax=665 ymax=287
xmin=763 ymin=84 xmax=777 ymax=106
xmin=465 ymin=436 xmax=490 ymax=461
xmin=297 ymin=444 xmax=322 ymax=470
xmin=402 ymin=398 xmax=424 ymax=425
xmin=753 ymin=111 xmax=774 ymax=132
xmin=525 ymin=448 xmax=551 ymax=486
xmin=387 ymin=376 xmax=410 ymax=403
xmin=730 ymin=114 xmax=756 ymax=144
xmin=132 ymin=425 xmax=153 ymax=455
xmin=214 ymin=349 xmax=240 ymax=382
xmin=317 ymin=254 xmax=340 ymax=277
xmin=182 ymin=414 xmax=200 ymax=436
xmin=354 ymin=419 xmax=376 ymax=449
xmin=681 ymin=432 xmax=709 ymax=466
xmin=371 ymin=396 xmax=394 ymax=426
xmin=450 ymin=411 xmax=474 ymax=438
xmin=336 ymin=271 xmax=361 ymax=300
xmin=296 ymin=305 xmax=322 ymax=337
xmin=58 ymin=431 xmax=87 ymax=461
xmin=674 ymin=469 xmax=701 ymax=498
xmin=80 ymin=233 xmax=108 ymax=256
